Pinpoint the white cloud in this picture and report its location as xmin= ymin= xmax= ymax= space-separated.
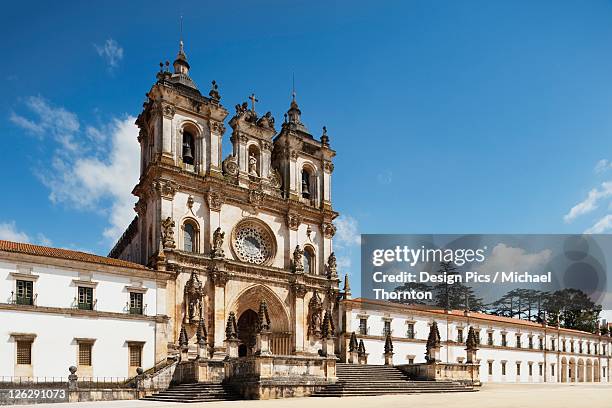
xmin=482 ymin=243 xmax=552 ymax=274
xmin=10 ymin=96 xmax=139 ymax=246
xmin=0 ymin=221 xmax=30 ymax=242
xmin=563 ymin=181 xmax=612 ymax=223
xmin=0 ymin=222 xmax=53 ymax=246
xmin=585 ymin=214 xmax=612 ymax=234
xmin=40 ymin=117 xmax=140 ymax=242
xmin=10 ymin=96 xmax=80 ymax=151
xmin=94 ymin=39 xmax=124 ymax=69
xmin=595 ymin=159 xmax=612 ymax=174
xmin=335 ymin=215 xmax=361 ymax=247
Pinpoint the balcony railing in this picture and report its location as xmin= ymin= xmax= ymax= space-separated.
xmin=9 ymin=291 xmax=37 ymax=306
xmin=125 ymin=302 xmax=148 ymax=315
xmin=72 ymin=298 xmax=97 ymax=311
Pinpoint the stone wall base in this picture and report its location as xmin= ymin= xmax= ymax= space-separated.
xmin=229 ymin=378 xmax=330 ymax=399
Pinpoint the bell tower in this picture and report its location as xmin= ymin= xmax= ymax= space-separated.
xmin=132 ymin=40 xmax=229 ymax=265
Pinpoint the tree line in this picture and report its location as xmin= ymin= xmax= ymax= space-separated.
xmin=392 ymin=261 xmax=608 ymax=335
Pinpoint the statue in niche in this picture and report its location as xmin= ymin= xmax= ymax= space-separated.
xmin=308 ymin=290 xmax=323 ymax=337
xmin=293 ymin=245 xmax=304 ymax=272
xmin=248 ymin=153 xmax=259 ymax=177
xmin=211 ymin=227 xmax=225 ymax=258
xmin=161 ymin=217 xmax=176 ymax=249
xmin=184 ymin=271 xmax=203 ymax=324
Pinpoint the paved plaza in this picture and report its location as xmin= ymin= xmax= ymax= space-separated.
xmin=14 ymin=384 xmax=612 ymax=408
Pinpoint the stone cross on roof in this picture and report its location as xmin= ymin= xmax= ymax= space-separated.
xmin=249 ymin=93 xmax=258 ymax=112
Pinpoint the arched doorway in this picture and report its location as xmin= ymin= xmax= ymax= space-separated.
xmin=228 ymin=284 xmax=293 ymax=356
xmin=237 ymin=309 xmax=258 ymax=357
xmin=569 ymin=358 xmax=576 ymax=382
xmin=594 ymin=360 xmax=600 ymax=382
xmin=561 ymin=357 xmax=568 ymax=383
xmin=578 ymin=359 xmax=585 ymax=382
xmin=586 ymin=359 xmax=593 ymax=382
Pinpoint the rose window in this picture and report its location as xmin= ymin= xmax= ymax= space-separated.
xmin=232 ymin=222 xmax=274 ymax=265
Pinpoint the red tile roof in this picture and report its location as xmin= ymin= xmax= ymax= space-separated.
xmin=0 ymin=240 xmax=150 ymax=271
xmin=349 ymin=298 xmax=602 ymax=337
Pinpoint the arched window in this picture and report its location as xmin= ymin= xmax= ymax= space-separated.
xmin=301 ymin=169 xmax=311 ymax=199
xmin=304 ymin=246 xmax=315 ymax=275
xmin=182 ymin=130 xmax=195 ymax=165
xmin=183 ymin=221 xmax=198 ymax=253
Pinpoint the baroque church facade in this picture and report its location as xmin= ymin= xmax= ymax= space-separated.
xmin=0 ymin=40 xmax=610 ymax=399
xmin=109 ymin=39 xmax=341 ymax=367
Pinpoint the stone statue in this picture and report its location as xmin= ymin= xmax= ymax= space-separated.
xmin=209 ymin=80 xmax=220 ymax=101
xmin=308 ymin=291 xmax=323 ymax=337
xmin=327 ymin=252 xmax=337 ymax=278
xmin=257 ymin=111 xmax=275 ymax=130
xmin=211 ymin=227 xmax=225 ymax=258
xmin=248 ymin=153 xmax=258 ymax=177
xmin=184 ymin=271 xmax=203 ymax=323
xmin=161 ymin=217 xmax=176 ymax=249
xmin=293 ymin=245 xmax=304 ymax=272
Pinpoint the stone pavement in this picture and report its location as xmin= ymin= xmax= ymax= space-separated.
xmin=14 ymin=383 xmax=612 ymax=408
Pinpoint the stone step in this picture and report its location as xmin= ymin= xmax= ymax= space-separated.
xmin=141 ymin=382 xmax=240 ymax=403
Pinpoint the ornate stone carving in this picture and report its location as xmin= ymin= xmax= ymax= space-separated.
xmin=291 ymin=282 xmax=307 ymax=298
xmin=225 ymin=312 xmax=238 ymax=340
xmin=326 ymin=252 xmax=338 ymax=279
xmin=234 ymin=102 xmax=258 ymax=123
xmin=248 ymin=153 xmax=258 ymax=177
xmin=308 ymin=290 xmax=323 ymax=337
xmin=207 ymin=191 xmax=223 ymax=211
xmin=358 ymin=339 xmax=366 ymax=355
xmin=286 ymin=213 xmax=301 ymax=231
xmin=184 ymin=271 xmax=203 ymax=323
xmin=232 ymin=220 xmax=274 ymax=265
xmin=323 ymin=160 xmax=334 ymax=173
xmin=179 ymin=323 xmax=189 ymax=349
xmin=293 ymin=245 xmax=304 ymax=273
xmin=210 ymin=120 xmax=226 ymax=135
xmin=321 ymin=309 xmax=335 ymax=339
xmin=222 ymin=155 xmax=239 ymax=177
xmin=209 ymin=80 xmax=221 ymax=102
xmin=322 ymin=223 xmax=336 ymax=238
xmin=290 ymin=150 xmax=298 ymax=160
xmin=208 ymin=265 xmax=229 ymax=287
xmin=187 ymin=195 xmax=194 ymax=211
xmin=426 ymin=321 xmax=442 ymax=363
xmin=268 ymin=168 xmax=282 ymax=189
xmin=320 ymin=126 xmax=330 ymax=147
xmin=162 ymin=104 xmax=176 ymax=119
xmin=161 ymin=217 xmax=176 ymax=249
xmin=154 ymin=180 xmax=178 ymax=199
xmin=349 ymin=332 xmax=358 ymax=352
xmin=249 ymin=189 xmax=264 ymax=208
xmin=384 ymin=333 xmax=394 ymax=354
xmin=261 ymin=141 xmax=273 ymax=151
xmin=211 ymin=227 xmax=225 ymax=258
xmin=196 ymin=316 xmax=207 ymax=347
xmin=256 ymin=112 xmax=275 ymax=130
xmin=257 ymin=300 xmax=271 ymax=333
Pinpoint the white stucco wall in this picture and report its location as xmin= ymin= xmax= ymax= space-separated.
xmin=0 ymin=259 xmax=160 ymax=379
xmin=347 ymin=307 xmax=611 ymax=384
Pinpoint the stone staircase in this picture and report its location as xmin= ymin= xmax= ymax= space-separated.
xmin=311 ymin=363 xmax=477 ymax=397
xmin=142 ymin=382 xmax=241 ymax=403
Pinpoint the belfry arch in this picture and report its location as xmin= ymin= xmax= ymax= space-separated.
xmin=228 ymin=284 xmax=292 ymax=355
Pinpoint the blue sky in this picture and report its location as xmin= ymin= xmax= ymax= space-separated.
xmin=2 ymin=0 xmax=612 ymax=296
